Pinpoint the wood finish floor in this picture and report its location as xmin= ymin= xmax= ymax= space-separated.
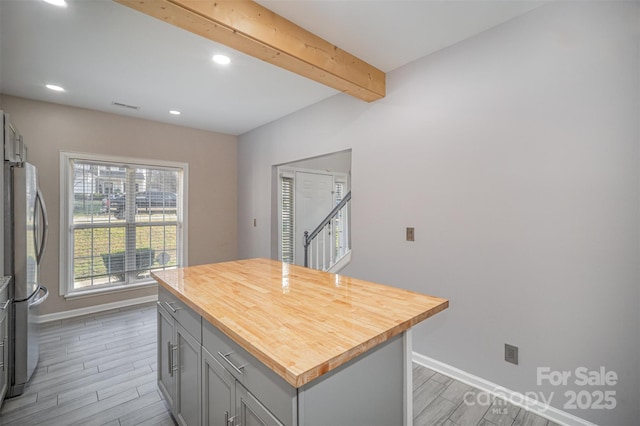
xmin=412 ymin=365 xmax=560 ymax=426
xmin=0 ymin=303 xmax=559 ymax=426
xmin=0 ymin=303 xmax=171 ymax=426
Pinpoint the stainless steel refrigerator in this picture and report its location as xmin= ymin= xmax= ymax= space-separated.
xmin=2 ymin=111 xmax=49 ymax=397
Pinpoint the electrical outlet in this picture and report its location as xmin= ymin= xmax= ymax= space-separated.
xmin=406 ymin=227 xmax=415 ymax=241
xmin=253 ymin=218 xmax=257 ymax=227
xmin=505 ymin=344 xmax=518 ymax=365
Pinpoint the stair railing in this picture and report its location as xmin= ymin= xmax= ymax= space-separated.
xmin=304 ymin=191 xmax=351 ymax=270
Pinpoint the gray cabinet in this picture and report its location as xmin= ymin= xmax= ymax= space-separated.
xmin=203 ymin=345 xmax=284 ymax=426
xmin=236 ymin=382 xmax=284 ymax=426
xmin=0 ymin=302 xmax=8 ymax=405
xmin=175 ymin=322 xmax=201 ymax=426
xmin=202 ymin=317 xmax=406 ymax=426
xmin=157 ymin=287 xmax=202 ymax=426
xmin=158 ymin=284 xmax=408 ymax=426
xmin=0 ymin=277 xmax=10 ymax=407
xmin=202 ymin=347 xmax=236 ymax=426
xmin=202 ymin=322 xmax=293 ymax=426
xmin=157 ymin=303 xmax=175 ymax=409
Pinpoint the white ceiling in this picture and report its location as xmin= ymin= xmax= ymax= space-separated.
xmin=0 ymin=0 xmax=544 ymax=136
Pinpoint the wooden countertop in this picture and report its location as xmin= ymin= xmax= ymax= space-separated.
xmin=152 ymin=258 xmax=448 ymax=388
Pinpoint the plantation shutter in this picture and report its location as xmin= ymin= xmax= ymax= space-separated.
xmin=335 ymin=181 xmax=345 ymax=205
xmin=281 ymin=176 xmax=295 ymax=264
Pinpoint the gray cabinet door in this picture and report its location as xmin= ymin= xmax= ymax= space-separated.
xmin=175 ymin=322 xmax=201 ymax=426
xmin=236 ymin=383 xmax=284 ymax=426
xmin=157 ymin=303 xmax=175 ymax=409
xmin=0 ymin=309 xmax=8 ymax=404
xmin=202 ymin=347 xmax=236 ymax=426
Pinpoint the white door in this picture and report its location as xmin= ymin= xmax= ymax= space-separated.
xmin=294 ymin=172 xmax=334 ymax=266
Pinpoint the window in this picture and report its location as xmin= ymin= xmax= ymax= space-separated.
xmin=60 ymin=152 xmax=187 ymax=297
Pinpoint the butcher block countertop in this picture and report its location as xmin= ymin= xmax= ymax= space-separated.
xmin=151 ymin=258 xmax=448 ymax=388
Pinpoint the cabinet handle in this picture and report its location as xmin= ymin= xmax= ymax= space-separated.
xmin=217 ymin=351 xmax=245 ymax=375
xmin=226 ymin=413 xmax=236 ymax=426
xmin=225 ymin=411 xmax=232 ymax=426
xmin=0 ymin=337 xmax=5 ymax=371
xmin=164 ymin=301 xmax=182 ymax=313
xmin=168 ymin=341 xmax=174 ymax=377
xmin=172 ymin=343 xmax=178 ymax=373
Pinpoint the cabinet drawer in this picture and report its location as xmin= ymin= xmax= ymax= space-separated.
xmin=203 ymin=321 xmax=296 ymax=426
xmin=158 ymin=286 xmax=202 ymax=343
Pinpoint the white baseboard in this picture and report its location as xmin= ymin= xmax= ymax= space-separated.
xmin=412 ymin=352 xmax=597 ymax=426
xmin=37 ymin=295 xmax=158 ymax=323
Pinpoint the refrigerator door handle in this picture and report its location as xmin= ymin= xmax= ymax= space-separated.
xmin=34 ymin=187 xmax=49 ymax=265
xmin=29 ymin=286 xmax=49 ymax=307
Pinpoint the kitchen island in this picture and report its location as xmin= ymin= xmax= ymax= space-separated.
xmin=152 ymin=258 xmax=448 ymax=426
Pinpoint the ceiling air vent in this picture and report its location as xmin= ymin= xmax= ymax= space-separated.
xmin=112 ymin=101 xmax=140 ymax=110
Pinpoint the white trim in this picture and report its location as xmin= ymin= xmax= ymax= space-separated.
xmin=59 ymin=152 xmax=73 ymax=296
xmin=63 ymin=280 xmax=156 ymax=299
xmin=279 ymin=165 xmax=346 ymax=178
xmin=37 ymin=295 xmax=158 ymax=323
xmin=59 ymin=150 xmax=188 ymax=169
xmin=412 ymin=352 xmax=597 ymax=426
xmin=181 ymin=162 xmax=189 ymax=267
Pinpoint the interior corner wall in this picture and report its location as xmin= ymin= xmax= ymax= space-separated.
xmin=237 ymin=2 xmax=640 ymax=424
xmin=0 ymin=95 xmax=238 ymax=316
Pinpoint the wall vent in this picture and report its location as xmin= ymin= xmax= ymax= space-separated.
xmin=112 ymin=101 xmax=140 ymax=110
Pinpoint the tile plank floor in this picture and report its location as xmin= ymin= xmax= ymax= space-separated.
xmin=0 ymin=303 xmax=559 ymax=426
xmin=412 ymin=365 xmax=560 ymax=426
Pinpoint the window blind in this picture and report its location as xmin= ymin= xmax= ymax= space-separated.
xmin=281 ymin=176 xmax=294 ymax=264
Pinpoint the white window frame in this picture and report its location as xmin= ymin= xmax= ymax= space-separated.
xmin=59 ymin=151 xmax=189 ymax=298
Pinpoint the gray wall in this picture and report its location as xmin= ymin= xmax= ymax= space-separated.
xmin=281 ymin=149 xmax=351 ymax=175
xmin=1 ymin=95 xmax=238 ymax=316
xmin=238 ymin=2 xmax=640 ymax=424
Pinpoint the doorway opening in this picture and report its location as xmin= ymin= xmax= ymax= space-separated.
xmin=273 ymin=150 xmax=351 ymax=270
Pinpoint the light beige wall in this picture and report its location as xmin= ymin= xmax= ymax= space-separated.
xmin=1 ymin=95 xmax=238 ymax=315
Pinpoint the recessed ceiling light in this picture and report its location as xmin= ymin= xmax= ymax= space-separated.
xmin=46 ymin=84 xmax=65 ymax=92
xmin=212 ymin=54 xmax=231 ymax=65
xmin=169 ymin=110 xmax=181 ymax=116
xmin=42 ymin=0 xmax=68 ymax=7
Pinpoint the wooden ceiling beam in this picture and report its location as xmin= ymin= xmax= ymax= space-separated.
xmin=114 ymin=0 xmax=386 ymax=102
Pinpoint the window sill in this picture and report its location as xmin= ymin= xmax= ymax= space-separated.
xmin=63 ymin=279 xmax=158 ymax=300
